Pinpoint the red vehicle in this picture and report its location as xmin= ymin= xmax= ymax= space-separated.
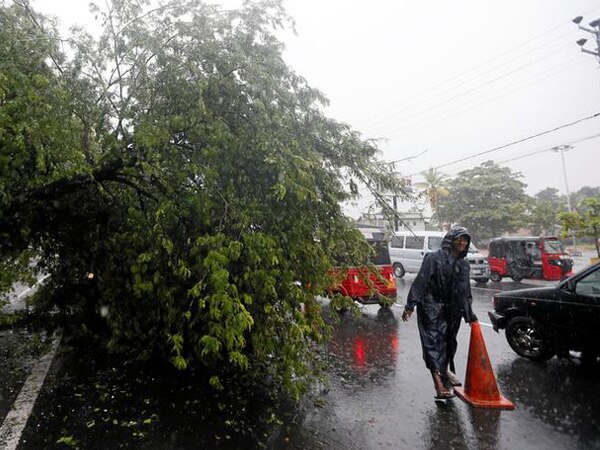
xmin=488 ymin=236 xmax=574 ymax=282
xmin=329 ymin=228 xmax=397 ymax=306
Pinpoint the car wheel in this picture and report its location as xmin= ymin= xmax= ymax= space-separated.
xmin=511 ymin=274 xmax=523 ymax=282
xmin=490 ymin=272 xmax=502 ymax=282
xmin=473 ymin=277 xmax=489 ymax=284
xmin=393 ymin=263 xmax=405 ymax=278
xmin=505 ymin=317 xmax=555 ymax=362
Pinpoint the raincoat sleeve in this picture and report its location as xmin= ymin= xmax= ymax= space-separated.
xmin=461 ymin=262 xmax=478 ymax=322
xmin=463 ymin=291 xmax=478 ymax=322
xmin=405 ymin=252 xmax=435 ymax=312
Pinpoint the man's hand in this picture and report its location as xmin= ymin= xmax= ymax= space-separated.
xmin=402 ymin=309 xmax=413 ymax=322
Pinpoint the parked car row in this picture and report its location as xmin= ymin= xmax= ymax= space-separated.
xmin=388 ymin=232 xmax=574 ymax=284
xmin=388 ymin=230 xmax=490 ymax=283
xmin=328 ymin=228 xmax=491 ymax=308
xmin=330 ymin=225 xmax=599 ymax=366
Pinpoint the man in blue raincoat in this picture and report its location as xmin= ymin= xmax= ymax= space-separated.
xmin=401 ymin=226 xmax=478 ymax=399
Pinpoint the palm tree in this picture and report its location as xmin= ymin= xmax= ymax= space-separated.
xmin=414 ymin=168 xmax=449 ymax=218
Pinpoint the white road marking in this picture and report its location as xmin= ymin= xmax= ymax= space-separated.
xmin=16 ymin=288 xmax=32 ymax=299
xmin=16 ymin=274 xmax=50 ymax=299
xmin=0 ymin=331 xmax=62 ymax=450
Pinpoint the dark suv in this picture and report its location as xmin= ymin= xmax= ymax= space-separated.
xmin=488 ymin=262 xmax=600 ymax=362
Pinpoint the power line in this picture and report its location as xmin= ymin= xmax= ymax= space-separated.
xmin=382 ymin=57 xmax=586 ymax=141
xmin=355 ymin=15 xmax=592 ymax=130
xmin=363 ymin=44 xmax=575 ymax=137
xmin=406 ymin=112 xmax=600 ymax=176
xmin=356 ymin=7 xmax=600 ymax=138
xmin=497 ymin=132 xmax=600 ymax=164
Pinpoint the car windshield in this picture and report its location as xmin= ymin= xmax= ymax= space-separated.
xmin=543 ymin=239 xmax=565 ymax=254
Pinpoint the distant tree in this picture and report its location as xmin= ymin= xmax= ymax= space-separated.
xmin=559 ymin=197 xmax=600 ymax=257
xmin=535 ymin=187 xmax=562 ymax=204
xmin=572 ymin=186 xmax=600 ymax=212
xmin=525 ymin=188 xmax=564 ymax=236
xmin=435 ymin=161 xmax=527 ymax=240
xmin=414 ymin=168 xmax=448 ymax=221
xmin=0 ymin=0 xmax=405 ymax=401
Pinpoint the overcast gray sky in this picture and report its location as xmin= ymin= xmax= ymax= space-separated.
xmin=281 ymin=1 xmax=600 ymax=194
xmin=35 ymin=0 xmax=600 ymax=215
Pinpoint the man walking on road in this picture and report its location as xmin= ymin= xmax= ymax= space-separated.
xmin=401 ymin=226 xmax=478 ymax=399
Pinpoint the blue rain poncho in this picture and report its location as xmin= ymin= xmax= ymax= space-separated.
xmin=404 ymin=226 xmax=478 ymax=372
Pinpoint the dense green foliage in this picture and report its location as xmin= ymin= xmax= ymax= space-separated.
xmin=524 ymin=188 xmax=564 ymax=236
xmin=435 ymin=161 xmax=527 ymax=241
xmin=0 ymin=0 xmax=404 ymax=397
xmin=560 ymin=197 xmax=600 ymax=257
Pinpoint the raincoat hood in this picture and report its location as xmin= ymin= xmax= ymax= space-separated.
xmin=441 ymin=226 xmax=471 ymax=259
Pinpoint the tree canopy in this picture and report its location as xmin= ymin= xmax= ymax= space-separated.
xmin=435 ymin=161 xmax=527 ymax=241
xmin=0 ymin=0 xmax=404 ymax=397
xmin=560 ymin=197 xmax=600 ymax=257
xmin=524 ymin=188 xmax=563 ymax=236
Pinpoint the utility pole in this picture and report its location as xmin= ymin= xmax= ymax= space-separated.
xmin=571 ymin=16 xmax=600 ymax=254
xmin=551 ymin=145 xmax=573 ymax=213
xmin=552 ymin=145 xmax=577 ymax=252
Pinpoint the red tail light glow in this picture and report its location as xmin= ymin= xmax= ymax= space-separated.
xmin=354 ymin=337 xmax=365 ymax=367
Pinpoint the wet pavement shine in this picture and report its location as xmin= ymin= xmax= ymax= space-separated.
xmin=270 ymin=269 xmax=600 ymax=450
xmin=272 ymin=298 xmax=600 ymax=450
xmin=2 ymin=253 xmax=600 ymax=449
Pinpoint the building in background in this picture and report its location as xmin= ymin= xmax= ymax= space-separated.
xmin=357 ymin=210 xmax=432 ymax=232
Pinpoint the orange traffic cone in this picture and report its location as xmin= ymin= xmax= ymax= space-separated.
xmin=454 ymin=322 xmax=515 ymax=409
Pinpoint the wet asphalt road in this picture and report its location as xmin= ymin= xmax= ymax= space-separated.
xmin=3 ymin=255 xmax=600 ymax=449
xmin=274 ymin=268 xmax=600 ymax=450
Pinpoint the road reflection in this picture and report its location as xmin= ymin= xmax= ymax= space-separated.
xmin=424 ymin=403 xmax=468 ymax=450
xmin=423 ymin=402 xmax=501 ymax=450
xmin=468 ymin=408 xmax=501 ymax=449
xmin=326 ymin=308 xmax=399 ymax=385
xmin=496 ymin=357 xmax=600 ymax=448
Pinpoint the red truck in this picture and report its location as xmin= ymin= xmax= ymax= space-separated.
xmin=328 ymin=228 xmax=397 ymax=306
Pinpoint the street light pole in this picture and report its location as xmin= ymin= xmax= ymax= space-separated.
xmin=573 ymin=16 xmax=600 ymax=66
xmin=552 ymin=145 xmax=576 ymax=251
xmin=571 ymin=16 xmax=600 ymax=254
xmin=573 ymin=16 xmax=600 ymax=95
xmin=552 ymin=145 xmax=573 ymax=212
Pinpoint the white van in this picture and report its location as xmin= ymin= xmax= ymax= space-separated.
xmin=388 ymin=231 xmax=490 ymax=283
